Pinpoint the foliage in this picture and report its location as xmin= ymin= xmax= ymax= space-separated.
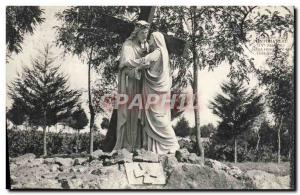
xmin=207 ymin=140 xmax=289 ymax=162
xmin=177 ymin=136 xmax=198 ymax=153
xmin=55 ymin=6 xmax=139 ymax=111
xmin=6 ymin=99 xmax=27 ymax=126
xmin=8 ymin=45 xmax=81 ymax=127
xmin=7 ymin=128 xmax=105 ymax=157
xmin=152 ymin=7 xmax=293 ymax=80
xmin=173 ymin=117 xmax=191 ymax=137
xmin=206 ymin=119 xmax=291 ymax=162
xmin=258 ymin=45 xmax=294 ymax=140
xmin=67 ymin=106 xmax=89 ymax=130
xmin=190 ymin=123 xmax=216 ymax=137
xmin=55 ymin=7 xmax=141 ymax=153
xmin=210 ymin=80 xmax=263 ymax=141
xmin=100 ymin=117 xmax=110 ymax=130
xmin=209 ymin=80 xmax=263 ymax=163
xmin=6 ymin=6 xmax=44 ymax=56
xmin=152 ymin=6 xmax=292 ymax=159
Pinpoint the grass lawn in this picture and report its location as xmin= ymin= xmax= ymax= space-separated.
xmin=225 ymin=161 xmax=290 ymax=176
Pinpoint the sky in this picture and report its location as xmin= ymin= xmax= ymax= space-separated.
xmin=6 ymin=6 xmax=294 ymax=132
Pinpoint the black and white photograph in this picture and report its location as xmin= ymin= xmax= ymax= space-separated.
xmin=5 ymin=5 xmax=295 ymax=190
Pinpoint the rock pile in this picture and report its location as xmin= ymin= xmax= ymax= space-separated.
xmin=8 ymin=150 xmax=290 ymax=190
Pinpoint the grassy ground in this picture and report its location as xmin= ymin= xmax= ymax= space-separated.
xmin=225 ymin=161 xmax=290 ymax=176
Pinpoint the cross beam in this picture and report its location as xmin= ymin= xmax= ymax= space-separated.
xmin=138 ymin=6 xmax=156 ymax=23
xmin=93 ymin=6 xmax=186 ymax=55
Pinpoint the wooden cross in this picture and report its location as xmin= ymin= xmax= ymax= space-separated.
xmin=93 ymin=6 xmax=186 ymax=55
xmin=101 ymin=6 xmax=186 ymax=152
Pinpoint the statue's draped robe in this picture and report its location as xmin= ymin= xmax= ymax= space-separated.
xmin=114 ymin=39 xmax=145 ymax=152
xmin=141 ymin=32 xmax=180 ymax=154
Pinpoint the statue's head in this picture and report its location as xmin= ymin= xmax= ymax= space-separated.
xmin=128 ymin=20 xmax=150 ymax=43
xmin=149 ymin=32 xmax=166 ymax=50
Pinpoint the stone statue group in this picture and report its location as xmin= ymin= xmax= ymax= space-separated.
xmin=113 ymin=20 xmax=180 ymax=154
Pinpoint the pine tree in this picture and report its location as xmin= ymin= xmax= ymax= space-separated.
xmin=210 ymin=80 xmax=263 ymax=163
xmin=8 ymin=44 xmax=81 ymax=156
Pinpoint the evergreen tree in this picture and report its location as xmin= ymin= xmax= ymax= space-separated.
xmin=210 ymin=80 xmax=263 ymax=163
xmin=8 ymin=45 xmax=81 ymax=156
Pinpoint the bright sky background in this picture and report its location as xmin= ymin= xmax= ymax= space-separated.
xmin=6 ymin=6 xmax=294 ymax=132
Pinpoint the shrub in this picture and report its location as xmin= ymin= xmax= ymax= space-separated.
xmin=173 ymin=117 xmax=191 ymax=137
xmin=7 ymin=128 xmax=105 ymax=157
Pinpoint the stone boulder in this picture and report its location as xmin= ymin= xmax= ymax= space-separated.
xmin=165 ymin=163 xmax=245 ymax=189
xmin=21 ymin=179 xmax=62 ymax=189
xmin=114 ymin=149 xmax=133 ymax=163
xmin=159 ymin=154 xmax=179 ymax=175
xmin=175 ymin=149 xmax=203 ymax=165
xmin=54 ymin=157 xmax=74 ymax=167
xmin=10 ymin=162 xmax=59 ymax=189
xmin=90 ymin=149 xmax=105 ymax=160
xmin=70 ymin=165 xmax=89 ymax=174
xmin=91 ymin=149 xmax=114 ymax=161
xmin=49 ymin=164 xmax=60 ymax=172
xmin=133 ymin=149 xmax=159 ymax=162
xmin=277 ymin=176 xmax=290 ymax=189
xmin=103 ymin=149 xmax=133 ymax=166
xmin=89 ymin=159 xmax=103 ymax=168
xmin=12 ymin=153 xmax=36 ymax=165
xmin=43 ymin=158 xmax=55 ymax=165
xmin=175 ymin=148 xmax=190 ymax=162
xmin=73 ymin=158 xmax=88 ymax=166
xmin=187 ymin=153 xmax=203 ymax=165
xmin=244 ymin=170 xmax=290 ymax=189
xmin=58 ymin=164 xmax=129 ymax=189
xmin=205 ymin=159 xmax=243 ymax=179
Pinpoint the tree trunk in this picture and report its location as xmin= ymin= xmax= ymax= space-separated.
xmin=191 ymin=6 xmax=204 ymax=164
xmin=43 ymin=126 xmax=47 ymax=156
xmin=277 ymin=116 xmax=283 ymax=164
xmin=43 ymin=111 xmax=47 ymax=156
xmin=290 ymin=126 xmax=295 ymax=189
xmin=234 ymin=137 xmax=237 ymax=164
xmin=88 ymin=46 xmax=95 ymax=155
xmin=193 ymin=64 xmax=204 ymax=163
xmin=256 ymin=132 xmax=260 ymax=151
xmin=76 ymin=129 xmax=79 ymax=154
